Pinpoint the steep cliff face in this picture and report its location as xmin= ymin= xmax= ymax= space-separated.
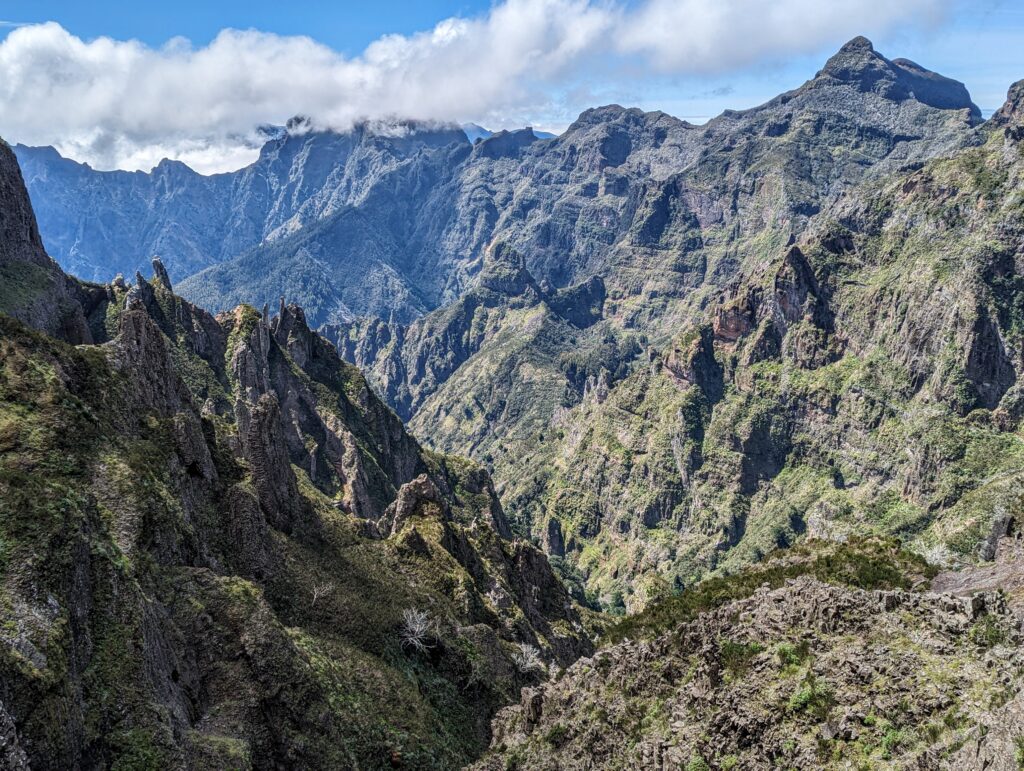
xmin=0 ymin=140 xmax=100 ymax=344
xmin=328 ymin=244 xmax=617 ymax=462
xmin=0 ymin=149 xmax=592 ymax=769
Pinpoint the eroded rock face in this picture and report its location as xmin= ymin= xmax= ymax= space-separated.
xmin=814 ymin=36 xmax=979 ymax=114
xmin=384 ymin=474 xmax=446 ymax=536
xmin=476 ymin=573 xmax=1024 ymax=770
xmin=991 ymin=79 xmax=1024 ymax=140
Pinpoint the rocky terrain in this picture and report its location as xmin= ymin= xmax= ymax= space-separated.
xmin=0 ymin=138 xmax=593 ymax=768
xmin=16 ymin=40 xmax=1023 ymax=615
xmin=474 ymin=538 xmax=1024 ymax=770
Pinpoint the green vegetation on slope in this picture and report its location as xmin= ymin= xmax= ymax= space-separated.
xmin=605 ymin=537 xmax=936 ymax=644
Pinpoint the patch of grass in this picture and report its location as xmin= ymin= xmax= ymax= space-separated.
xmin=775 ymin=640 xmax=811 ymax=668
xmin=0 ymin=261 xmax=53 ymax=313
xmin=968 ymin=614 xmax=1007 ymax=648
xmin=108 ymin=728 xmax=173 ymax=771
xmin=719 ymin=639 xmax=765 ymax=678
xmin=543 ymin=723 xmax=569 ymax=748
xmin=879 ymin=727 xmax=905 ymax=759
xmin=788 ymin=673 xmax=834 ymax=720
xmin=685 ymin=755 xmax=711 ymax=771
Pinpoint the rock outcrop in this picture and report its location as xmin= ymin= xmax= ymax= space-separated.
xmin=0 ymin=139 xmax=96 ymax=343
xmin=475 ymin=541 xmax=1024 ymax=770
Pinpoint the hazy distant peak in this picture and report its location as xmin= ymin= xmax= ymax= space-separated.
xmin=813 ymin=36 xmax=980 ymax=117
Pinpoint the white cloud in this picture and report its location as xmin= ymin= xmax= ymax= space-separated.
xmin=0 ymin=0 xmax=949 ymax=173
xmin=618 ymin=0 xmax=948 ymax=72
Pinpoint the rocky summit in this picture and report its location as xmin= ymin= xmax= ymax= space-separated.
xmin=3 ymin=33 xmax=1024 ymax=771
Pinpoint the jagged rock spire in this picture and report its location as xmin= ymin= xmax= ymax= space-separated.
xmin=125 ymin=270 xmax=154 ymax=310
xmin=151 ymin=256 xmax=171 ymax=290
xmin=478 ymin=241 xmax=539 ymax=296
xmin=125 ymin=279 xmax=144 ymax=310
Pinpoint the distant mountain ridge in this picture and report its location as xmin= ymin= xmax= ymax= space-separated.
xmin=14 ymin=120 xmax=469 ymax=290
xmin=15 ymin=37 xmax=982 ymax=328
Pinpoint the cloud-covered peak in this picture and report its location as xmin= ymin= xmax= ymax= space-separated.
xmin=0 ymin=0 xmax=949 ymax=173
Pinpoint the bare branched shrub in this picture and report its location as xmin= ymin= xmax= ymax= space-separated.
xmin=512 ymin=642 xmax=544 ymax=674
xmin=311 ymin=582 xmax=334 ymax=606
xmin=401 ymin=608 xmax=433 ymax=652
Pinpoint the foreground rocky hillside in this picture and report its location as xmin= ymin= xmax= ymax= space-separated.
xmin=0 ymin=139 xmax=592 ymax=769
xmin=475 ymin=538 xmax=1024 ymax=770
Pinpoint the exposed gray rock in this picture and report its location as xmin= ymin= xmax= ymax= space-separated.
xmin=476 ymin=575 xmax=1024 ymax=769
xmin=0 ymin=139 xmax=94 ymax=342
xmin=0 ymin=698 xmax=30 ymax=771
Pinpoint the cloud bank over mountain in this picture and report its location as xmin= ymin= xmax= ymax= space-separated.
xmin=0 ymin=0 xmax=947 ymax=172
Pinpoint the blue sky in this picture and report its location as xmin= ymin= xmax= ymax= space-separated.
xmin=1 ymin=1 xmax=495 ymax=54
xmin=1 ymin=1 xmax=1021 ymax=172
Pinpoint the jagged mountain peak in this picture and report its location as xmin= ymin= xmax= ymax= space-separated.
xmin=815 ymin=35 xmax=895 ymax=81
xmin=991 ymin=78 xmax=1024 ymax=137
xmin=566 ymin=103 xmax=681 ymax=134
xmin=0 ymin=140 xmax=49 ymax=270
xmin=150 ymin=255 xmax=172 ymax=289
xmin=471 ymin=127 xmax=540 ymax=159
xmin=811 ymin=35 xmax=980 ymax=116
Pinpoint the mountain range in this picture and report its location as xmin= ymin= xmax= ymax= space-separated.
xmin=3 ymin=35 xmax=1024 ymax=769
